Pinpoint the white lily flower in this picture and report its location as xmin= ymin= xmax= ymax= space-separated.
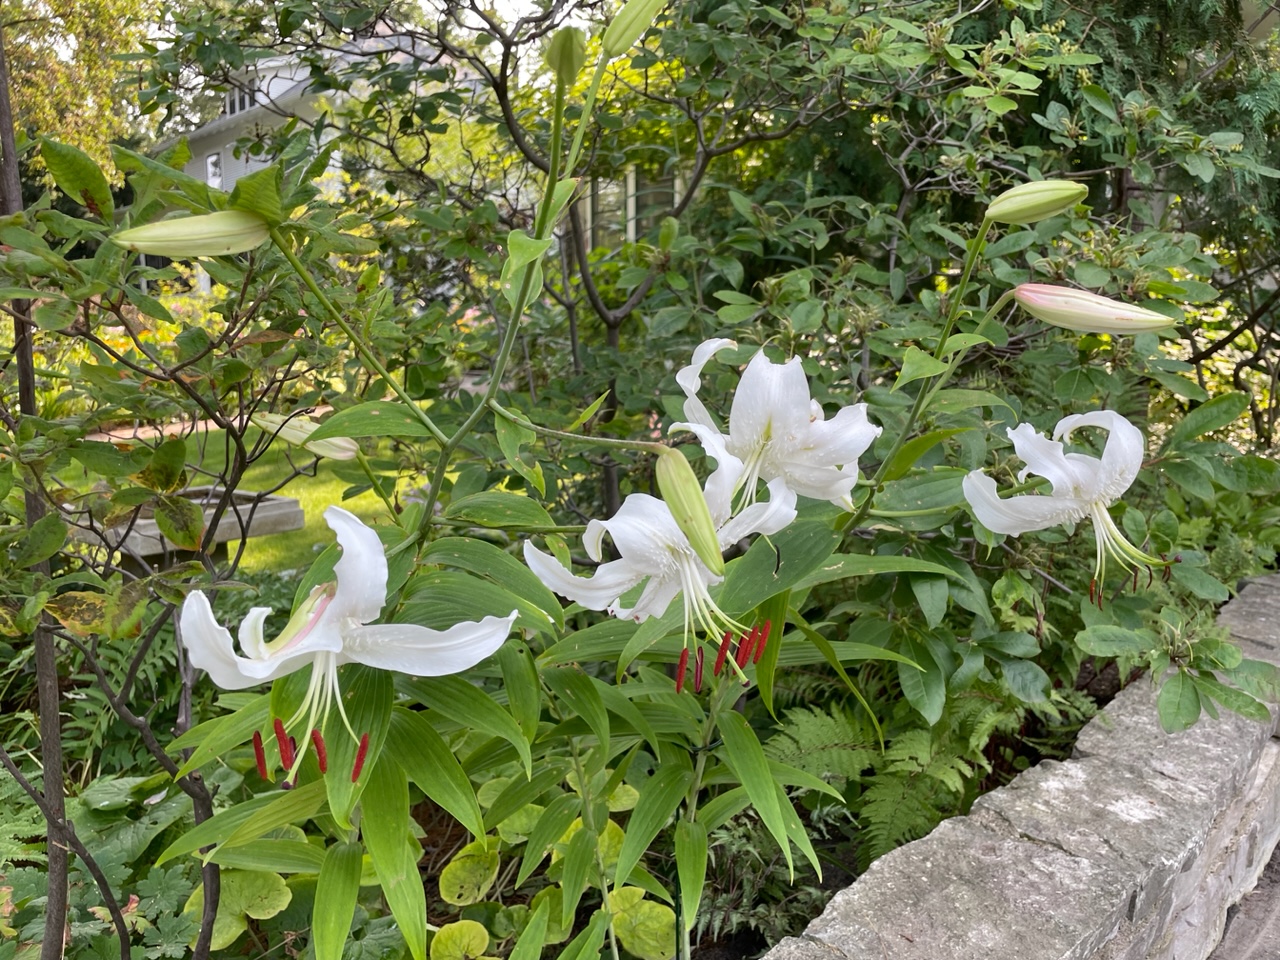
xmin=962 ymin=411 xmax=1170 ymax=600
xmin=524 ymin=434 xmax=795 ymax=679
xmin=251 ymin=412 xmax=360 ymax=461
xmin=180 ymin=506 xmax=516 ymax=782
xmin=674 ymin=339 xmax=881 ymax=510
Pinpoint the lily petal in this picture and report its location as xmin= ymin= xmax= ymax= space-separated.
xmin=1053 ymin=411 xmax=1144 ymax=501
xmin=523 ymin=542 xmax=647 ymax=611
xmin=962 ymin=471 xmax=1093 ymax=535
xmin=341 ymin=611 xmax=516 ymax=675
xmin=676 ymin=338 xmax=737 ymax=430
xmin=591 ymin=494 xmax=692 ymax=576
xmin=1007 ymin=423 xmax=1095 ymax=495
xmin=729 ymin=351 xmax=812 ymax=452
xmin=180 ymin=591 xmax=327 ymax=689
xmin=719 ymin=476 xmax=797 ymax=546
xmin=614 ymin=569 xmax=685 ymax=622
xmin=324 ymin=506 xmax=388 ymax=625
xmin=671 ymin=421 xmax=744 ymax=527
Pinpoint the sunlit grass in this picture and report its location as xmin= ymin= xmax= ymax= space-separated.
xmin=186 ymin=428 xmax=400 ymax=574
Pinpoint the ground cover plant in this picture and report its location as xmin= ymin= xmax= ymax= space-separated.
xmin=3 ymin=1 xmax=1280 ymax=959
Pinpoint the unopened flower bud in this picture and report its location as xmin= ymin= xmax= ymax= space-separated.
xmin=602 ymin=0 xmax=665 ymax=58
xmin=655 ymin=447 xmax=724 ymax=576
xmin=985 ymin=180 xmax=1088 ymax=225
xmin=110 ymin=210 xmax=271 ymax=257
xmin=251 ymin=412 xmax=360 ymax=461
xmin=545 ymin=27 xmax=587 ymax=85
xmin=1013 ymin=284 xmax=1176 ymax=335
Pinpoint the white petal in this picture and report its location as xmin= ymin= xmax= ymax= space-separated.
xmin=962 ymin=471 xmax=1092 ymax=535
xmin=614 ymin=569 xmax=686 ymax=622
xmin=729 ymin=351 xmax=812 ymax=453
xmin=770 ymin=460 xmax=859 ymax=504
xmin=304 ymin=437 xmax=360 ymax=461
xmin=1006 ymin=423 xmax=1095 ymax=495
xmin=676 ymin=338 xmax=736 ymax=430
xmin=179 ymin=591 xmax=312 ymax=689
xmin=672 ymin=421 xmax=743 ymax=527
xmin=523 ymin=541 xmax=646 ymax=611
xmin=1053 ymin=411 xmax=1144 ymax=501
xmin=594 ymin=494 xmax=689 ymax=575
xmin=802 ymin=403 xmax=881 ymax=468
xmin=718 ymin=476 xmax=797 ymax=546
xmin=237 ymin=607 xmax=273 ymax=661
xmin=341 ymin=611 xmax=516 ymax=675
xmin=324 ymin=506 xmax=388 ymax=624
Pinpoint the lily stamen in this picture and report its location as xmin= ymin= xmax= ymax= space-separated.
xmin=252 ymin=731 xmax=269 ymax=781
xmin=311 ymin=729 xmax=328 ymax=774
xmin=352 ymin=733 xmax=371 ymax=782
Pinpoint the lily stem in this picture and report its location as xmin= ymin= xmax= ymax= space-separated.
xmin=355 ymin=449 xmax=397 ymax=516
xmin=490 ymin=399 xmax=665 ymax=454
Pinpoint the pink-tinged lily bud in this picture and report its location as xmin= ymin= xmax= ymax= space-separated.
xmin=251 ymin=412 xmax=360 ymax=461
xmin=602 ymin=0 xmax=665 ymax=57
xmin=655 ymin=447 xmax=724 ymax=576
xmin=110 ymin=210 xmax=270 ymax=257
xmin=986 ymin=180 xmax=1088 ymax=225
xmin=1013 ymin=284 xmax=1177 ymax=335
xmin=545 ymin=26 xmax=587 ymax=85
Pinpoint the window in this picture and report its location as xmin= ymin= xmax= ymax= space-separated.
xmin=205 ymin=152 xmax=222 ymax=190
xmin=589 ymin=179 xmax=626 ymax=249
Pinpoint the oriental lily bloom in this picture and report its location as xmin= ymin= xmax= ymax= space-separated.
xmin=674 ymin=339 xmax=881 ymax=510
xmin=251 ymin=412 xmax=360 ymax=461
xmin=180 ymin=506 xmax=516 ymax=783
xmin=962 ymin=411 xmax=1172 ymax=602
xmin=523 ymin=432 xmax=795 ymax=682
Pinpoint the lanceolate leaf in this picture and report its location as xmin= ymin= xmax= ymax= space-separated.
xmin=717 ymin=711 xmax=794 ymax=878
xmin=401 ymin=675 xmax=531 ymax=775
xmin=363 ymin=757 xmax=428 ymax=960
xmin=613 ymin=764 xmax=691 ymax=886
xmin=674 ymin=820 xmax=706 ymax=933
xmin=385 ymin=707 xmax=485 ymax=839
xmin=313 ymin=842 xmax=363 ymax=960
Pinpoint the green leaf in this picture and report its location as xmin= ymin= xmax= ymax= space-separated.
xmin=910 ymin=575 xmax=948 ymax=629
xmin=444 ymin=491 xmax=555 ymax=528
xmin=1171 ymin=563 xmax=1229 ymax=601
xmin=430 ymin=920 xmax=490 ymax=960
xmin=402 ymin=676 xmax=531 ymax=775
xmin=313 ymin=842 xmax=363 ymax=960
xmin=401 ymin=568 xmax=550 ymax=637
xmin=40 ymin=139 xmax=113 ymax=220
xmin=557 ymin=909 xmax=610 ymax=960
xmin=790 ymin=553 xmax=961 ymax=591
xmin=898 ymin=636 xmax=945 ymax=725
xmin=882 ymin=429 xmax=967 ymax=483
xmin=892 ymin=346 xmax=949 ymax=391
xmin=508 ymin=901 xmax=550 ymax=960
xmin=208 ymin=840 xmax=325 ymax=874
xmin=495 ymin=413 xmax=547 ymax=496
xmin=1081 ymin=84 xmax=1118 ymax=122
xmin=154 ymin=495 xmax=206 ymax=551
xmin=439 ymin=838 xmax=499 ymax=906
xmin=517 ymin=794 xmax=582 ymax=887
xmin=364 ymin=757 xmax=428 ymax=960
xmin=497 ymin=642 xmax=543 ymax=743
xmin=506 ymin=229 xmax=553 ymax=270
xmin=719 ymin=520 xmax=841 ymax=616
xmin=424 ymin=538 xmax=562 ymax=629
xmin=1189 ymin=674 xmax=1270 ymax=724
xmin=173 ymin=695 xmax=270 ymax=779
xmin=1157 ymin=672 xmax=1201 ymax=732
xmin=612 ymin=889 xmax=677 ymax=960
xmin=613 ymin=765 xmax=691 ymax=886
xmin=718 ymin=711 xmax=795 ymax=878
xmin=228 ymin=165 xmax=284 ymax=225
xmin=385 ymin=707 xmax=485 ymax=839
xmin=182 ymin=870 xmax=291 ymax=951
xmin=323 ymin=665 xmax=393 ymax=828
xmin=1075 ymin=625 xmax=1153 ymax=658
xmin=674 ymin=820 xmax=706 ymax=933
xmin=308 ymin=402 xmax=436 ymax=441
xmin=559 ymin=825 xmax=596 ymax=927
xmin=156 ymin=782 xmax=323 ymax=865
xmin=567 ymin=391 xmax=611 ymax=431
xmin=221 ymin=779 xmax=331 ymax=850
xmin=1166 ymin=392 xmax=1250 ymax=447
xmin=542 ymin=667 xmax=610 ymax=757
xmin=985 ymin=95 xmax=1018 ymax=115
xmin=136 ymin=437 xmax=189 ymax=492
xmin=13 ymin=513 xmax=68 ymax=568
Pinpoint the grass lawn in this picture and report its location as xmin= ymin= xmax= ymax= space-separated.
xmin=186 ymin=427 xmax=401 ymax=574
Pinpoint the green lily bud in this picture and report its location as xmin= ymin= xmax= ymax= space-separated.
xmin=545 ymin=26 xmax=587 ymax=85
xmin=1013 ymin=284 xmax=1177 ymax=335
xmin=655 ymin=447 xmax=724 ymax=576
xmin=110 ymin=210 xmax=270 ymax=257
xmin=602 ymin=0 xmax=665 ymax=58
xmin=985 ymin=180 xmax=1088 ymax=225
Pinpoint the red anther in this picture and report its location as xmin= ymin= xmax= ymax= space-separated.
xmin=752 ymin=620 xmax=771 ymax=664
xmin=675 ymin=647 xmax=690 ymax=693
xmin=311 ymin=729 xmax=328 ymax=774
xmin=1132 ymin=567 xmax=1139 ymax=593
xmin=736 ymin=627 xmax=758 ymax=669
xmin=281 ymin=779 xmax=293 ymax=790
xmin=274 ymin=718 xmax=295 ymax=769
xmin=351 ymin=733 xmax=370 ymax=782
xmin=694 ymin=648 xmax=704 ymax=693
xmin=714 ymin=631 xmax=732 ymax=676
xmin=252 ymin=731 xmax=269 ymax=780
xmin=1089 ymin=579 xmax=1096 ymax=604
xmin=1147 ymin=566 xmax=1154 ymax=588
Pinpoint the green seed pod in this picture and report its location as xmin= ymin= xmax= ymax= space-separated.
xmin=545 ymin=27 xmax=587 ymax=85
xmin=657 ymin=216 xmax=679 ymax=251
xmin=110 ymin=210 xmax=270 ymax=257
xmin=602 ymin=0 xmax=665 ymax=58
xmin=985 ymin=180 xmax=1088 ymax=225
xmin=655 ymin=447 xmax=724 ymax=576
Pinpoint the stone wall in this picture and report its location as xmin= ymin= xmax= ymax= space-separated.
xmin=763 ymin=576 xmax=1280 ymax=960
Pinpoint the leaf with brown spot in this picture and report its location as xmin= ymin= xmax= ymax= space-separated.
xmin=46 ymin=591 xmax=110 ymax=637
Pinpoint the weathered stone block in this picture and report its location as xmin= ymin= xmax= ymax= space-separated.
xmin=971 ymin=755 xmax=1217 ymax=924
xmin=803 ymin=817 xmax=1131 ymax=960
